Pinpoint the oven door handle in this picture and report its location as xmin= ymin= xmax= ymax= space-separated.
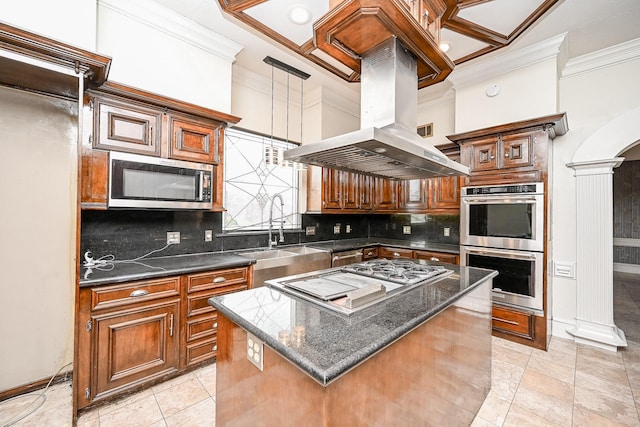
xmin=462 ymin=197 xmax=538 ymax=204
xmin=463 ymin=247 xmax=538 ymax=260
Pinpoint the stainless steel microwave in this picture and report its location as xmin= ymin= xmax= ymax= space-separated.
xmin=109 ymin=152 xmax=213 ymax=209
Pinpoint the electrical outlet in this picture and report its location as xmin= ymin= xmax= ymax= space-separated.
xmin=346 ymin=224 xmax=351 ymax=234
xmin=167 ymin=231 xmax=180 ymax=245
xmin=334 ymin=224 xmax=341 ymax=234
xmin=305 ymin=226 xmax=316 ymax=236
xmin=204 ymin=230 xmax=213 ymax=242
xmin=443 ymin=227 xmax=450 ymax=237
xmin=403 ymin=225 xmax=411 ymax=234
xmin=247 ymin=333 xmax=264 ymax=371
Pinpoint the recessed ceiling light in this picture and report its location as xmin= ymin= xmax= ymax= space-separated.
xmin=439 ymin=42 xmax=450 ymax=53
xmin=288 ymin=5 xmax=312 ymax=25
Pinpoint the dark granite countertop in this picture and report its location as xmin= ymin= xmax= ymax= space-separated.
xmin=79 ymin=239 xmax=459 ymax=287
xmin=209 ymin=263 xmax=496 ymax=386
xmin=306 ymin=238 xmax=459 ymax=254
xmin=80 ymin=252 xmax=255 ymax=286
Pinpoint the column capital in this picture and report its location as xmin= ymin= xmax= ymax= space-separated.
xmin=567 ymin=158 xmax=624 ymax=176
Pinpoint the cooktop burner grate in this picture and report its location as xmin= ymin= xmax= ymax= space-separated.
xmin=341 ymin=259 xmax=449 ymax=285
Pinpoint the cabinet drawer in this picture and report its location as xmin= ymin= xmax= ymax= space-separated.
xmin=413 ymin=250 xmax=459 ymax=265
xmin=90 ymin=277 xmax=180 ymax=311
xmin=186 ymin=268 xmax=249 ymax=293
xmin=186 ymin=284 xmax=247 ymax=317
xmin=379 ymin=247 xmax=413 ymax=259
xmin=185 ymin=337 xmax=217 ymax=366
xmin=492 ymin=306 xmax=534 ymax=339
xmin=186 ymin=313 xmax=218 ymax=342
xmin=362 ymin=247 xmax=379 ymax=260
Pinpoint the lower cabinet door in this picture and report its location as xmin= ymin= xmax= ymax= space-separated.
xmin=93 ymin=300 xmax=179 ymax=399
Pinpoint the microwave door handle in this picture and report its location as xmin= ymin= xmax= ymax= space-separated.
xmin=464 ymin=248 xmax=537 ymax=260
xmin=196 ymin=171 xmax=204 ymax=201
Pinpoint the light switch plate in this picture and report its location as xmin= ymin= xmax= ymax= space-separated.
xmin=204 ymin=230 xmax=213 ymax=242
xmin=333 ymin=224 xmax=341 ymax=234
xmin=443 ymin=227 xmax=450 ymax=237
xmin=247 ymin=333 xmax=264 ymax=371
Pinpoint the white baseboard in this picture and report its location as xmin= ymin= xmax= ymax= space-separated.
xmin=551 ymin=317 xmax=576 ymax=340
xmin=614 ymin=263 xmax=640 ymax=274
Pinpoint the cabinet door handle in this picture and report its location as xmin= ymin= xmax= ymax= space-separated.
xmin=492 ymin=316 xmax=518 ymax=325
xmin=130 ymin=289 xmax=149 ymax=297
xmin=169 ymin=314 xmax=174 ymax=337
xmin=213 ymin=277 xmax=226 ymax=284
xmin=213 ymin=322 xmax=218 ymax=329
xmin=212 ymin=344 xmax=218 ymax=352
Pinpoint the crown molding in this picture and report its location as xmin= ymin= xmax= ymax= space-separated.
xmin=98 ymin=0 xmax=243 ymax=62
xmin=449 ymin=33 xmax=568 ymax=89
xmin=562 ymin=38 xmax=640 ymax=78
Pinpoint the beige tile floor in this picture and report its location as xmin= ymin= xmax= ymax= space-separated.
xmin=2 ymin=335 xmax=640 ymax=426
xmin=2 ymin=272 xmax=640 ymax=426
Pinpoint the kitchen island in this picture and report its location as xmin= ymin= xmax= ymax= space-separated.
xmin=209 ymin=261 xmax=497 ymax=426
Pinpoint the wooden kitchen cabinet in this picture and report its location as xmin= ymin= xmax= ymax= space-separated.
xmin=413 ymin=250 xmax=459 ymax=265
xmin=92 ymin=96 xmax=162 ymax=156
xmin=362 ymin=246 xmax=379 ymax=260
xmin=400 ymin=179 xmax=429 ymax=210
xmin=491 ymin=305 xmax=534 ymax=340
xmin=379 ymin=246 xmax=413 ymax=259
xmin=182 ymin=267 xmax=250 ymax=368
xmin=169 ymin=115 xmax=221 ymax=164
xmin=76 ymin=265 xmax=251 ymax=411
xmin=450 ymin=114 xmax=568 ymax=186
xmin=81 ymin=81 xmax=240 ymax=211
xmin=76 ymin=276 xmax=181 ymax=410
xmin=373 ymin=178 xmax=400 ymax=211
xmin=322 ymin=169 xmax=366 ymax=211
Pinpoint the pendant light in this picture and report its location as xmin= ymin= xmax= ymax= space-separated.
xmin=263 ymin=56 xmax=310 ymax=168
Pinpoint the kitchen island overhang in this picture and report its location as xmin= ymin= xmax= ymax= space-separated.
xmin=209 ymin=262 xmax=497 ymax=426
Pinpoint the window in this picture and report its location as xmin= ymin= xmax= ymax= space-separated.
xmin=223 ymin=128 xmax=300 ymax=231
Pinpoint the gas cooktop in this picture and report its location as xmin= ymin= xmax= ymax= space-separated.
xmin=267 ymin=259 xmax=453 ymax=315
xmin=341 ymin=259 xmax=449 ymax=285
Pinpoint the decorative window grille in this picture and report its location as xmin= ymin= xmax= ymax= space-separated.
xmin=223 ymin=128 xmax=300 ymax=231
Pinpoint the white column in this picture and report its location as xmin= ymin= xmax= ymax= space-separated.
xmin=566 ymin=158 xmax=626 ymax=351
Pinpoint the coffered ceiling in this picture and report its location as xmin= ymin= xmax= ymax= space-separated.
xmin=216 ymin=0 xmax=560 ymax=88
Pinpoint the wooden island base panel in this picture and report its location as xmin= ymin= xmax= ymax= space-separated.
xmin=215 ymin=281 xmax=492 ymax=427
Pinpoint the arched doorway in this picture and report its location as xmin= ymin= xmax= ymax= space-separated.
xmin=567 ymin=105 xmax=640 ymax=351
xmin=613 ymin=148 xmax=640 ymax=342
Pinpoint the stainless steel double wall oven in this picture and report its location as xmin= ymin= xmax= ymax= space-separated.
xmin=460 ymin=182 xmax=545 ymax=315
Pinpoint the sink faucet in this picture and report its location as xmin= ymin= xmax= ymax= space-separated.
xmin=268 ymin=193 xmax=285 ymax=249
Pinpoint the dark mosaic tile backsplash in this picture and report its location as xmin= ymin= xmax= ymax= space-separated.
xmin=81 ymin=210 xmax=460 ymax=261
xmin=613 ymin=160 xmax=640 ymax=265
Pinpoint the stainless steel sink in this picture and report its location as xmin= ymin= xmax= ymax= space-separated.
xmin=241 ymin=246 xmax=331 ymax=287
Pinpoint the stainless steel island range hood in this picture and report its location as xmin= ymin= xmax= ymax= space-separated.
xmin=284 ymin=37 xmax=469 ymax=180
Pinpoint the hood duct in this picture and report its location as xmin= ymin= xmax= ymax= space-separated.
xmin=284 ymin=37 xmax=469 ymax=179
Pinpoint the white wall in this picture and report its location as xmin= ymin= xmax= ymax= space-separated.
xmin=551 ymin=51 xmax=640 ymax=336
xmin=97 ymin=0 xmax=242 ymax=113
xmin=0 ymin=87 xmax=78 ymax=391
xmin=1 ymin=0 xmax=96 ymax=50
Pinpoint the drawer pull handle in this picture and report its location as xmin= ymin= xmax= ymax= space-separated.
xmin=492 ymin=317 xmax=518 ymax=326
xmin=130 ymin=289 xmax=149 ymax=297
xmin=213 ymin=322 xmax=218 ymax=329
xmin=430 ymin=257 xmax=440 ymax=262
xmin=212 ymin=345 xmax=218 ymax=352
xmin=213 ymin=277 xmax=226 ymax=284
xmin=393 ymin=252 xmax=400 ymax=257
